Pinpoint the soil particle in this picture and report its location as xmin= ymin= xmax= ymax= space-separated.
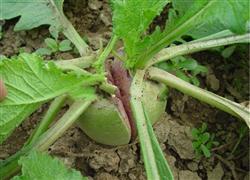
xmin=154 ymin=114 xmax=171 ymax=150
xmin=48 ymin=126 xmax=146 ymax=180
xmin=88 ymin=0 xmax=103 ymax=11
xmin=89 ymin=149 xmax=120 ymax=172
xmin=166 ymin=119 xmax=195 ymax=159
xmin=56 ymin=52 xmax=75 ymax=60
xmin=206 ymin=74 xmax=220 ymax=91
xmin=168 ymin=90 xmax=189 ymax=117
xmin=117 ymin=147 xmax=137 ymax=174
xmin=187 ymin=161 xmax=199 ymax=172
xmin=94 ymin=172 xmax=119 ymax=180
xmin=179 ymin=170 xmax=201 ymax=180
xmin=0 ymin=25 xmax=46 ymax=57
xmin=167 ymin=90 xmax=217 ymax=125
xmin=57 ymin=156 xmax=77 ymax=169
xmin=64 ymin=0 xmax=112 ymax=40
xmin=207 ymin=162 xmax=224 ymax=180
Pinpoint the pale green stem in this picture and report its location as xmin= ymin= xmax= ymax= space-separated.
xmin=54 ymin=55 xmax=96 ymax=69
xmin=148 ymin=67 xmax=250 ymax=127
xmin=26 ymin=95 xmax=67 ymax=146
xmin=48 ymin=0 xmax=89 ymax=55
xmin=0 ymin=99 xmax=94 ymax=179
xmin=99 ymin=81 xmax=118 ymax=94
xmin=34 ymin=99 xmax=93 ymax=151
xmin=231 ymin=125 xmax=248 ymax=154
xmin=112 ymin=49 xmax=126 ymax=62
xmin=58 ymin=65 xmax=93 ymax=76
xmin=94 ymin=35 xmax=118 ymax=72
xmin=56 ymin=63 xmax=117 ymax=94
xmin=63 ymin=19 xmax=89 ymax=56
xmin=130 ymin=70 xmax=173 ymax=180
xmin=130 ymin=70 xmax=160 ymax=180
xmin=147 ymin=33 xmax=250 ymax=67
xmin=91 ymin=35 xmax=119 ymax=94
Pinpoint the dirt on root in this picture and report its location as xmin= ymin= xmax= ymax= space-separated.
xmin=0 ymin=0 xmax=249 ymax=180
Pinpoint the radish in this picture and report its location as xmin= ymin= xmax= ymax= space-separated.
xmin=77 ymin=59 xmax=167 ymax=145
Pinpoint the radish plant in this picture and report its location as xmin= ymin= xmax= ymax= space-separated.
xmin=0 ymin=0 xmax=249 ymax=179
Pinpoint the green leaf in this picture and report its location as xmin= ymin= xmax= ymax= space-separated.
xmin=0 ymin=0 xmax=64 ymax=31
xmin=59 ymin=40 xmax=72 ymax=52
xmin=200 ymin=144 xmax=211 ymax=158
xmin=221 ymin=45 xmax=236 ymax=58
xmin=191 ymin=128 xmax=199 ymax=139
xmin=45 ymin=38 xmax=59 ymax=52
xmin=49 ymin=25 xmax=60 ymax=40
xmin=167 ymin=0 xmax=249 ymax=39
xmin=12 ymin=151 xmax=86 ymax=180
xmin=190 ymin=76 xmax=200 ymax=87
xmin=185 ymin=0 xmax=249 ymax=39
xmin=156 ymin=62 xmax=175 ymax=72
xmin=212 ymin=141 xmax=220 ymax=146
xmin=192 ymin=141 xmax=201 ymax=149
xmin=177 ymin=58 xmax=198 ymax=70
xmin=200 ymin=133 xmax=210 ymax=143
xmin=175 ymin=70 xmax=190 ymax=83
xmin=0 ymin=53 xmax=103 ymax=143
xmin=192 ymin=65 xmax=208 ymax=76
xmin=200 ymin=123 xmax=208 ymax=133
xmin=35 ymin=48 xmax=52 ymax=56
xmin=135 ymin=0 xmax=249 ymax=68
xmin=111 ymin=0 xmax=170 ymax=68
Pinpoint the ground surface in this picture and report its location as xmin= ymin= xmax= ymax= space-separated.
xmin=0 ymin=1 xmax=249 ymax=180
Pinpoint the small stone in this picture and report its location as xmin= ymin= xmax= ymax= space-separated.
xmin=56 ymin=52 xmax=74 ymax=60
xmin=100 ymin=12 xmax=112 ymax=26
xmin=56 ymin=156 xmax=76 ymax=168
xmin=128 ymin=173 xmax=137 ymax=180
xmin=187 ymin=161 xmax=199 ymax=171
xmin=167 ymin=120 xmax=195 ymax=159
xmin=206 ymin=74 xmax=220 ymax=91
xmin=207 ymin=162 xmax=224 ymax=180
xmin=88 ymin=0 xmax=102 ymax=10
xmin=154 ymin=114 xmax=171 ymax=143
xmin=117 ymin=147 xmax=136 ymax=174
xmin=179 ymin=170 xmax=201 ymax=180
xmin=95 ymin=173 xmax=119 ymax=180
xmin=89 ymin=150 xmax=120 ymax=172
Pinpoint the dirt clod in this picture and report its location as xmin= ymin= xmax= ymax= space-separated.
xmin=89 ymin=150 xmax=120 ymax=172
xmin=179 ymin=170 xmax=201 ymax=180
xmin=207 ymin=162 xmax=224 ymax=180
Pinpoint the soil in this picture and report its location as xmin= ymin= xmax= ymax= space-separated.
xmin=0 ymin=1 xmax=249 ymax=180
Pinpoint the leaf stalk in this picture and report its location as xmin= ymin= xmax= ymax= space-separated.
xmin=130 ymin=70 xmax=173 ymax=180
xmin=148 ymin=67 xmax=250 ymax=127
xmin=147 ymin=33 xmax=250 ymax=67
